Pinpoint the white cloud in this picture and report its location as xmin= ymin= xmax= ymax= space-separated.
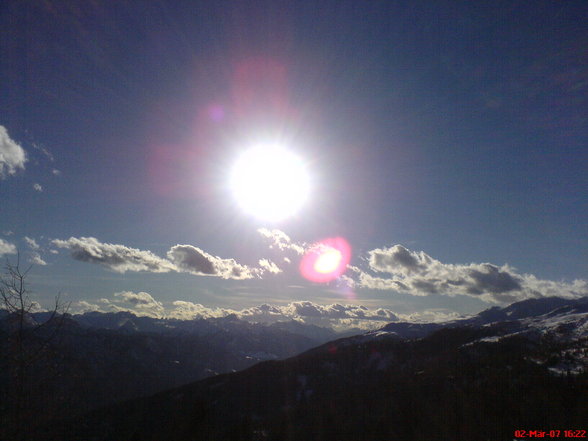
xmin=168 ymin=301 xmax=234 ymax=320
xmin=71 ymin=292 xmax=165 ymax=318
xmin=24 ymin=236 xmax=40 ymax=250
xmin=71 ymin=295 xmax=400 ymax=331
xmin=24 ymin=236 xmax=48 ymax=266
xmin=52 ymin=237 xmax=175 ymax=274
xmin=355 ymin=244 xmax=588 ymax=304
xmin=0 ymin=238 xmax=17 ymax=256
xmin=0 ymin=125 xmax=27 ymax=179
xmin=258 ymin=258 xmax=282 ymax=274
xmin=167 ymin=244 xmax=254 ymax=280
xmin=258 ymin=228 xmax=305 ymax=254
xmin=236 ymin=301 xmax=399 ymax=330
xmin=52 ymin=169 xmax=61 ymax=176
xmin=397 ymin=309 xmax=463 ymax=323
xmin=71 ymin=300 xmax=103 ymax=314
xmin=113 ymin=291 xmax=164 ymax=318
xmin=29 ymin=252 xmax=47 ymax=266
xmin=33 ymin=183 xmax=43 ymax=192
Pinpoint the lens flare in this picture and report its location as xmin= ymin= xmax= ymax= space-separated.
xmin=300 ymin=237 xmax=351 ymax=283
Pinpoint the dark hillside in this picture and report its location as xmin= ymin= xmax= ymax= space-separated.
xmin=35 ymin=325 xmax=588 ymax=441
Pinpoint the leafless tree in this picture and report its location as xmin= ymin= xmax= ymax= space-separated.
xmin=0 ymin=253 xmax=69 ymax=441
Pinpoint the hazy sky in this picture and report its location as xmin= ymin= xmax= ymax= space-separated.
xmin=1 ymin=0 xmax=586 ymax=328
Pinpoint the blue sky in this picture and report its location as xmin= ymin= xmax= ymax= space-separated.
xmin=1 ymin=1 xmax=586 ymax=328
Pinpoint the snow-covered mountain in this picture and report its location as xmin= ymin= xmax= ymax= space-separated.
xmin=369 ymin=296 xmax=588 ymax=342
xmin=30 ymin=296 xmax=588 ymax=441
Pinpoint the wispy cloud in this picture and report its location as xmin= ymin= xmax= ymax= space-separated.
xmin=24 ymin=236 xmax=47 ymax=265
xmin=24 ymin=236 xmax=40 ymax=250
xmin=33 ymin=183 xmax=43 ymax=192
xmin=257 ymin=228 xmax=305 ymax=254
xmin=32 ymin=143 xmax=54 ymax=162
xmin=258 ymin=258 xmax=282 ymax=274
xmin=0 ymin=125 xmax=27 ymax=179
xmin=29 ymin=252 xmax=47 ymax=266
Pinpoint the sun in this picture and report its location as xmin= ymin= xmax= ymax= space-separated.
xmin=230 ymin=144 xmax=310 ymax=222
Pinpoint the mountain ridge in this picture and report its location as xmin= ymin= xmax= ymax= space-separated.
xmin=27 ymin=295 xmax=588 ymax=441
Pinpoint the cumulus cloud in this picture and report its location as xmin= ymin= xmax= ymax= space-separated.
xmin=52 ymin=237 xmax=175 ymax=274
xmin=233 ymin=301 xmax=399 ymax=330
xmin=258 ymin=228 xmax=305 ymax=254
xmin=168 ymin=300 xmax=400 ymax=330
xmin=0 ymin=125 xmax=27 ymax=179
xmin=167 ymin=244 xmax=254 ymax=280
xmin=33 ymin=183 xmax=43 ymax=192
xmin=52 ymin=237 xmax=265 ymax=280
xmin=369 ymin=245 xmax=432 ymax=274
xmin=282 ymin=301 xmax=398 ymax=321
xmin=356 ymin=244 xmax=588 ymax=303
xmin=0 ymin=238 xmax=17 ymax=256
xmin=72 ymin=295 xmax=400 ymax=330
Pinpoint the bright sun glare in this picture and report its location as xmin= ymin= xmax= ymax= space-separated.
xmin=230 ymin=145 xmax=310 ymax=222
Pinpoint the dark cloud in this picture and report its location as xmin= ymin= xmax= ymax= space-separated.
xmin=357 ymin=244 xmax=587 ymax=303
xmin=167 ymin=245 xmax=215 ymax=274
xmin=167 ymin=244 xmax=254 ymax=280
xmin=468 ymin=264 xmax=522 ymax=294
xmin=369 ymin=245 xmax=431 ymax=274
xmin=52 ymin=237 xmax=261 ymax=280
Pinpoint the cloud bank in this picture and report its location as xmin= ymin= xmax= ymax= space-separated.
xmin=71 ymin=295 xmax=402 ymax=330
xmin=0 ymin=126 xmax=27 ymax=179
xmin=53 ymin=237 xmax=266 ymax=280
xmin=356 ymin=244 xmax=588 ymax=303
xmin=52 ymin=233 xmax=587 ymax=306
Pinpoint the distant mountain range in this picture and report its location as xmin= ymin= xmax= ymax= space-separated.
xmin=0 ymin=308 xmax=341 ymax=439
xmin=14 ymin=295 xmax=587 ymax=441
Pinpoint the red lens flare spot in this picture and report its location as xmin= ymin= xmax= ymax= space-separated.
xmin=300 ymin=237 xmax=351 ymax=283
